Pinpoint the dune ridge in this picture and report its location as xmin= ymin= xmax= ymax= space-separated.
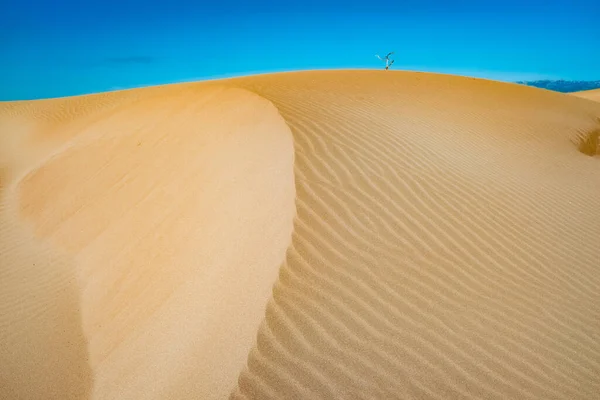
xmin=1 ymin=86 xmax=296 ymax=399
xmin=571 ymin=88 xmax=600 ymax=102
xmin=217 ymin=71 xmax=600 ymax=399
xmin=1 ymin=70 xmax=600 ymax=399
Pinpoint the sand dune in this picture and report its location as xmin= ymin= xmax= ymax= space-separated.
xmin=1 ymin=86 xmax=296 ymax=399
xmin=571 ymin=88 xmax=600 ymax=102
xmin=1 ymin=70 xmax=600 ymax=399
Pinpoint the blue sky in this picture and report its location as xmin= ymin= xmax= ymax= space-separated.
xmin=1 ymin=0 xmax=599 ymax=100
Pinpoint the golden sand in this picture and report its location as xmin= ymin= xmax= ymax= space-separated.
xmin=571 ymin=88 xmax=600 ymax=102
xmin=1 ymin=71 xmax=600 ymax=399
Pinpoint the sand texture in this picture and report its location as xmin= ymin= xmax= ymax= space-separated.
xmin=1 ymin=70 xmax=600 ymax=399
xmin=572 ymin=88 xmax=600 ymax=102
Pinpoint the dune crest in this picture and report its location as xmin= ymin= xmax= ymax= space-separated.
xmin=2 ymin=86 xmax=296 ymax=400
xmin=571 ymin=88 xmax=600 ymax=102
xmin=2 ymin=70 xmax=600 ymax=399
xmin=221 ymin=71 xmax=600 ymax=399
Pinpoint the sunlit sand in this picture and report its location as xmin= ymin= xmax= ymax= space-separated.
xmin=572 ymin=88 xmax=600 ymax=102
xmin=2 ymin=70 xmax=600 ymax=399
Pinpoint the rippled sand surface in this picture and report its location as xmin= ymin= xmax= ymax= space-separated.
xmin=2 ymin=70 xmax=600 ymax=399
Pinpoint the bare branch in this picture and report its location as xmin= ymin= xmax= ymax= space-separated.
xmin=377 ymin=51 xmax=395 ymax=70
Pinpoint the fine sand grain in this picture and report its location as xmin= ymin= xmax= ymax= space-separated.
xmin=1 ymin=70 xmax=600 ymax=399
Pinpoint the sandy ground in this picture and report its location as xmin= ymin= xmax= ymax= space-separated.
xmin=1 ymin=70 xmax=599 ymax=400
xmin=571 ymin=88 xmax=600 ymax=102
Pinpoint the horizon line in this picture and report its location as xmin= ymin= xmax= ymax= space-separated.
xmin=2 ymin=68 xmax=597 ymax=102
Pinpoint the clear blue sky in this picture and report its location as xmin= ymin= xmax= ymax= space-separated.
xmin=1 ymin=0 xmax=599 ymax=100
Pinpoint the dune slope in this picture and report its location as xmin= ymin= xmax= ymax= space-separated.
xmin=1 ymin=70 xmax=600 ymax=400
xmin=1 ymin=86 xmax=296 ymax=400
xmin=571 ymin=88 xmax=600 ymax=102
xmin=220 ymin=71 xmax=600 ymax=399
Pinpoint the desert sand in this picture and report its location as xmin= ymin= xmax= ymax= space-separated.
xmin=1 ymin=70 xmax=599 ymax=400
xmin=571 ymin=88 xmax=600 ymax=102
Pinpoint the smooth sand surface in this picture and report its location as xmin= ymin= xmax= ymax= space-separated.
xmin=1 ymin=70 xmax=600 ymax=399
xmin=571 ymin=88 xmax=600 ymax=102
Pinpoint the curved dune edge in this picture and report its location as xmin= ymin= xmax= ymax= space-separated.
xmin=0 ymin=200 xmax=93 ymax=399
xmin=1 ymin=70 xmax=600 ymax=400
xmin=568 ymin=89 xmax=600 ymax=156
xmin=571 ymin=88 xmax=600 ymax=102
xmin=216 ymin=71 xmax=600 ymax=399
xmin=1 ymin=86 xmax=296 ymax=399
